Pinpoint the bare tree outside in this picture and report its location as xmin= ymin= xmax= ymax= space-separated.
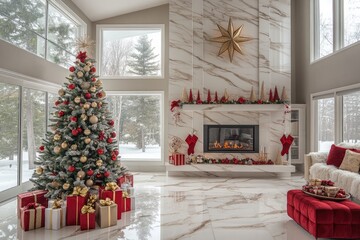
xmin=101 ymin=39 xmax=133 ymax=76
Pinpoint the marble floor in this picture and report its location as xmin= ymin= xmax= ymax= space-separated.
xmin=0 ymin=173 xmax=334 ymax=240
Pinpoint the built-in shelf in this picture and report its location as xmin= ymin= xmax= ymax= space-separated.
xmin=181 ymin=104 xmax=284 ymax=112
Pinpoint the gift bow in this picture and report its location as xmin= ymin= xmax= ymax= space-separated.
xmin=104 ymin=182 xmax=119 ymax=191
xmin=52 ymin=199 xmax=63 ymax=209
xmin=87 ymin=194 xmax=97 ymax=206
xmin=122 ymin=191 xmax=129 ymax=198
xmin=25 ymin=202 xmax=40 ymax=210
xmin=72 ymin=186 xmax=88 ymax=197
xmin=99 ymin=198 xmax=114 ymax=206
xmin=81 ymin=205 xmax=95 ymax=214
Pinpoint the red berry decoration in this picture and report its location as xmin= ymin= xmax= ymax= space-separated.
xmin=107 ymin=138 xmax=113 ymax=143
xmin=108 ymin=120 xmax=114 ymax=126
xmin=71 ymin=129 xmax=78 ymax=136
xmin=68 ymin=166 xmax=75 ymax=172
xmin=110 ymin=132 xmax=116 ymax=138
xmin=104 ymin=171 xmax=110 ymax=178
xmin=39 ymin=146 xmax=45 ymax=151
xmin=85 ymin=93 xmax=91 ymax=99
xmin=68 ymin=84 xmax=75 ymax=90
xmin=257 ymin=100 xmax=263 ymax=104
xmin=237 ymin=97 xmax=246 ymax=104
xmin=97 ymin=148 xmax=104 ymax=155
xmin=90 ymin=67 xmax=96 ymax=73
xmin=70 ymin=116 xmax=77 ymax=122
xmin=86 ymin=169 xmax=94 ymax=176
xmin=69 ymin=66 xmax=75 ymax=72
xmin=58 ymin=111 xmax=65 ymax=117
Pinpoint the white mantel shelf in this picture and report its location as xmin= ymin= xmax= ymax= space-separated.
xmin=181 ymin=104 xmax=284 ymax=112
xmin=165 ymin=163 xmax=295 ymax=178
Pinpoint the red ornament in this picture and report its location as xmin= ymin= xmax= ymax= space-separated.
xmin=214 ymin=91 xmax=219 ymax=103
xmin=99 ymin=135 xmax=104 ymax=141
xmin=110 ymin=132 xmax=116 ymax=138
xmin=86 ymin=169 xmax=94 ymax=176
xmin=39 ymin=146 xmax=45 ymax=151
xmin=108 ymin=120 xmax=114 ymax=126
xmin=68 ymin=166 xmax=75 ymax=172
xmin=71 ymin=129 xmax=79 ymax=136
xmin=103 ymin=171 xmax=110 ymax=178
xmin=84 ymin=93 xmax=92 ymax=99
xmin=68 ymin=84 xmax=75 ymax=90
xmin=207 ymin=90 xmax=211 ymax=103
xmin=188 ymin=89 xmax=193 ymax=102
xmin=237 ymin=97 xmax=246 ymax=104
xmin=96 ymin=173 xmax=102 ymax=178
xmin=107 ymin=138 xmax=113 ymax=143
xmin=113 ymin=150 xmax=119 ymax=156
xmin=63 ymin=100 xmax=69 ymax=105
xmin=91 ymin=77 xmax=96 ymax=82
xmin=55 ymin=100 xmax=60 ymax=106
xmin=69 ymin=66 xmax=75 ymax=72
xmin=97 ymin=92 xmax=103 ymax=98
xmin=111 ymin=155 xmax=117 ymax=161
xmin=58 ymin=111 xmax=65 ymax=117
xmin=77 ymin=127 xmax=82 ymax=133
xmin=76 ymin=51 xmax=87 ymax=63
xmin=90 ymin=67 xmax=96 ymax=73
xmin=70 ymin=116 xmax=77 ymax=122
xmin=97 ymin=148 xmax=104 ymax=155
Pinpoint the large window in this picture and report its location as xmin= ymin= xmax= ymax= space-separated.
xmin=313 ymin=0 xmax=360 ymax=60
xmin=312 ymin=84 xmax=360 ymax=151
xmin=97 ymin=25 xmax=164 ymax=78
xmin=107 ymin=93 xmax=163 ymax=161
xmin=0 ymin=0 xmax=85 ymax=67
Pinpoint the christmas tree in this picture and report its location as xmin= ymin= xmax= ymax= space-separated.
xmin=30 ymin=51 xmax=127 ymax=199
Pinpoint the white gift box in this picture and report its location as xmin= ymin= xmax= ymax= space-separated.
xmin=45 ymin=206 xmax=66 ymax=230
xmin=130 ymin=197 xmax=135 ymax=210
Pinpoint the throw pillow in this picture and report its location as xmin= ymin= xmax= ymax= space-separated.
xmin=326 ymin=144 xmax=349 ymax=167
xmin=339 ymin=150 xmax=360 ymax=173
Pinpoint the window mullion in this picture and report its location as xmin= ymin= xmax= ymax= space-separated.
xmin=335 ymin=94 xmax=343 ymax=144
xmin=18 ymin=86 xmax=23 ymax=185
xmin=45 ymin=0 xmax=49 ymax=61
xmin=314 ymin=0 xmax=320 ymax=60
xmin=333 ymin=0 xmax=344 ymax=51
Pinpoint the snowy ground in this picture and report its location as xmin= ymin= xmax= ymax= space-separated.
xmin=119 ymin=143 xmax=161 ymax=160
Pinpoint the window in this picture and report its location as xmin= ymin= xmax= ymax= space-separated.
xmin=313 ymin=0 xmax=360 ymax=60
xmin=0 ymin=0 xmax=85 ymax=67
xmin=107 ymin=93 xmax=163 ymax=161
xmin=97 ymin=25 xmax=164 ymax=78
xmin=311 ymin=84 xmax=360 ymax=151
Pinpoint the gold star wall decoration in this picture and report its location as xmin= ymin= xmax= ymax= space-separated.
xmin=210 ymin=18 xmax=252 ymax=62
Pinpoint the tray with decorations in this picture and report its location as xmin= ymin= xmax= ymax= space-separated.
xmin=302 ymin=179 xmax=351 ymax=201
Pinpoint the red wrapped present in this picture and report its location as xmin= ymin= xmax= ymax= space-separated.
xmin=99 ymin=182 xmax=122 ymax=219
xmin=80 ymin=206 xmax=96 ymax=230
xmin=125 ymin=173 xmax=134 ymax=187
xmin=66 ymin=186 xmax=88 ymax=225
xmin=116 ymin=176 xmax=126 ymax=186
xmin=121 ymin=192 xmax=131 ymax=212
xmin=20 ymin=203 xmax=45 ymax=231
xmin=171 ymin=153 xmax=185 ymax=165
xmin=17 ymin=190 xmax=48 ymax=218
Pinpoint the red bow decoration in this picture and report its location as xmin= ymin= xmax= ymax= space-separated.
xmin=25 ymin=202 xmax=40 ymax=210
xmin=171 ymin=100 xmax=181 ymax=112
xmin=76 ymin=51 xmax=87 ymax=63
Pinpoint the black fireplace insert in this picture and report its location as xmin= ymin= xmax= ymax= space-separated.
xmin=204 ymin=125 xmax=259 ymax=153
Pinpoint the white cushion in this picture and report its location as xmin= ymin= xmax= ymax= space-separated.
xmin=309 ymin=152 xmax=328 ymax=164
xmin=337 ymin=142 xmax=360 ymax=150
xmin=309 ymin=163 xmax=337 ymax=180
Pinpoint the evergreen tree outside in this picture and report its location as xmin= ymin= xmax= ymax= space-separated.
xmin=127 ymin=35 xmax=160 ymax=76
xmin=30 ymin=51 xmax=127 ymax=199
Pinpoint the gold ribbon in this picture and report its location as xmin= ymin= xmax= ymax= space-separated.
xmin=87 ymin=195 xmax=97 ymax=207
xmin=104 ymin=182 xmax=119 ymax=191
xmin=107 ymin=206 xmax=111 ymax=227
xmin=81 ymin=205 xmax=95 ymax=214
xmin=122 ymin=192 xmax=129 ymax=211
xmin=72 ymin=186 xmax=89 ymax=197
xmin=122 ymin=191 xmax=129 ymax=198
xmin=52 ymin=199 xmax=63 ymax=209
xmin=33 ymin=193 xmax=38 ymax=204
xmin=99 ymin=198 xmax=114 ymax=206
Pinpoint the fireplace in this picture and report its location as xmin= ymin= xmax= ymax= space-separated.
xmin=204 ymin=125 xmax=259 ymax=153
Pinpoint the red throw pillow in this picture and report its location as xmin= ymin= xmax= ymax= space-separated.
xmin=326 ymin=144 xmax=348 ymax=167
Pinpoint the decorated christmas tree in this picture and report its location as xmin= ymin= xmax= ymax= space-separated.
xmin=30 ymin=50 xmax=127 ymax=199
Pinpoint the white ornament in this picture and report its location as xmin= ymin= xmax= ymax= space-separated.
xmin=54 ymin=146 xmax=61 ymax=154
xmin=84 ymin=137 xmax=91 ymax=144
xmin=83 ymin=66 xmax=90 ymax=72
xmin=89 ymin=87 xmax=96 ymax=93
xmin=84 ymin=129 xmax=91 ymax=135
xmin=86 ymin=61 xmax=92 ymax=66
xmin=58 ymin=89 xmax=65 ymax=96
xmin=74 ymin=96 xmax=81 ymax=104
xmin=80 ymin=82 xmax=90 ymax=90
xmin=81 ymin=114 xmax=88 ymax=121
xmin=89 ymin=115 xmax=98 ymax=124
xmin=77 ymin=71 xmax=84 ymax=78
xmin=91 ymin=102 xmax=98 ymax=108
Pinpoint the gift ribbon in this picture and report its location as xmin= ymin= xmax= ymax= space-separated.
xmin=99 ymin=198 xmax=114 ymax=206
xmin=87 ymin=213 xmax=90 ymax=230
xmin=72 ymin=186 xmax=88 ymax=197
xmin=25 ymin=202 xmax=40 ymax=210
xmin=52 ymin=199 xmax=63 ymax=209
xmin=123 ymin=192 xmax=129 ymax=211
xmin=27 ymin=206 xmax=42 ymax=230
xmin=104 ymin=182 xmax=119 ymax=191
xmin=81 ymin=205 xmax=95 ymax=214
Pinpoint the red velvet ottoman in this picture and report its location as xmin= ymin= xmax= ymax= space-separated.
xmin=287 ymin=189 xmax=360 ymax=239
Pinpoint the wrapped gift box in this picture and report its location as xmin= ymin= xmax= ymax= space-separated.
xmin=45 ymin=206 xmax=66 ymax=230
xmin=116 ymin=176 xmax=126 ymax=187
xmin=99 ymin=189 xmax=122 ymax=219
xmin=121 ymin=194 xmax=133 ymax=213
xmin=66 ymin=195 xmax=87 ymax=225
xmin=80 ymin=212 xmax=95 ymax=230
xmin=171 ymin=153 xmax=185 ymax=165
xmin=95 ymin=202 xmax=117 ymax=228
xmin=125 ymin=173 xmax=134 ymax=187
xmin=20 ymin=203 xmax=45 ymax=231
xmin=17 ymin=190 xmax=48 ymax=218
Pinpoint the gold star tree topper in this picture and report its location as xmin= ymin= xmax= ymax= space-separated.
xmin=210 ymin=18 xmax=251 ymax=62
xmin=75 ymin=35 xmax=95 ymax=56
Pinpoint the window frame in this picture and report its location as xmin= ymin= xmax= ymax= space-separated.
xmin=310 ymin=83 xmax=360 ymax=151
xmin=312 ymin=0 xmax=360 ymax=62
xmin=96 ymin=24 xmax=165 ymax=79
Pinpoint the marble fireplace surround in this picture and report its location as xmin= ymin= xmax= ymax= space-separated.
xmin=168 ymin=0 xmax=292 ymax=175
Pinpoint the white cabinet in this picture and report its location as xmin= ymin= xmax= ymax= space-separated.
xmin=290 ymin=104 xmax=306 ymax=164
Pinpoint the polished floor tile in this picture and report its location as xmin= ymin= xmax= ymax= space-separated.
xmin=0 ymin=173 xmax=334 ymax=240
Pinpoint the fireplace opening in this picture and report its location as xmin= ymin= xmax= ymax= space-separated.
xmin=204 ymin=125 xmax=259 ymax=153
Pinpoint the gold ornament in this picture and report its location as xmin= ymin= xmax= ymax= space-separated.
xmin=81 ymin=114 xmax=88 ymax=121
xmin=86 ymin=61 xmax=92 ymax=66
xmin=83 ymin=65 xmax=90 ymax=72
xmin=80 ymin=82 xmax=90 ymax=90
xmin=80 ymin=155 xmax=87 ymax=163
xmin=210 ymin=17 xmax=252 ymax=62
xmin=84 ymin=129 xmax=91 ymax=135
xmin=61 ymin=142 xmax=68 ymax=149
xmin=53 ymin=134 xmax=61 ymax=141
xmin=77 ymin=71 xmax=84 ymax=78
xmin=74 ymin=96 xmax=81 ymax=103
xmin=35 ymin=166 xmax=43 ymax=175
xmin=95 ymin=80 xmax=103 ymax=87
xmin=71 ymin=144 xmax=78 ymax=150
xmin=58 ymin=89 xmax=65 ymax=96
xmin=83 ymin=103 xmax=90 ymax=110
xmin=54 ymin=146 xmax=61 ymax=154
xmin=91 ymin=102 xmax=98 ymax=108
xmin=89 ymin=86 xmax=96 ymax=93
xmin=77 ymin=170 xmax=85 ymax=179
xmin=89 ymin=115 xmax=98 ymax=124
xmin=100 ymin=90 xmax=106 ymax=98
xmin=86 ymin=179 xmax=94 ymax=187
xmin=84 ymin=137 xmax=91 ymax=144
xmin=52 ymin=181 xmax=60 ymax=188
xmin=63 ymin=183 xmax=70 ymax=190
xmin=96 ymin=159 xmax=103 ymax=167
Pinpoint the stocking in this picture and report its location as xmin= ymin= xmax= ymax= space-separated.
xmin=280 ymin=134 xmax=294 ymax=156
xmin=185 ymin=134 xmax=198 ymax=155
